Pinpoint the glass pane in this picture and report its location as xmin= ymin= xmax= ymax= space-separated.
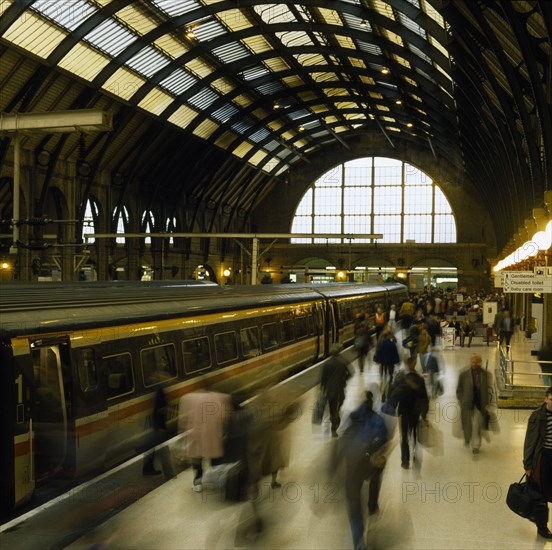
xmin=141 ymin=345 xmax=177 ymax=386
xmin=434 ymin=214 xmax=457 ymax=243
xmin=315 ymin=165 xmax=342 ymax=187
xmin=314 ymin=187 xmax=342 ymax=214
xmin=374 ymin=215 xmax=402 ymax=243
xmin=404 ymin=163 xmax=432 ymax=185
xmin=404 ymin=186 xmax=433 ymax=214
xmin=182 ymin=337 xmax=211 ymax=373
xmin=79 ymin=349 xmax=98 ymax=392
xmin=83 ymin=199 xmax=95 ymax=244
xmin=344 ymin=157 xmax=372 ymax=169
xmin=241 ymin=327 xmax=261 ymax=358
xmin=373 ymin=157 xmax=402 ymax=185
xmin=262 ymin=323 xmax=279 ymax=350
xmin=314 ymin=216 xmax=341 ymax=243
xmin=104 ymin=353 xmax=134 ymax=399
xmin=344 ymin=187 xmax=371 ymax=214
xmin=280 ymin=319 xmax=294 ymax=343
xmin=404 ymin=214 xmax=432 ymax=242
xmin=295 ymin=188 xmax=313 ymax=215
xmin=291 ymin=216 xmax=312 ymax=243
xmin=434 ymin=186 xmax=452 ymax=213
xmin=344 ymin=159 xmax=372 ymax=186
xmin=373 ymin=186 xmax=402 ymax=214
xmin=296 ymin=317 xmax=308 ymax=339
xmin=214 ymin=331 xmax=238 ymax=364
xmin=344 ymin=216 xmax=373 ymax=242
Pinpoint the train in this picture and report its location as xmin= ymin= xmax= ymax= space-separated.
xmin=0 ymin=280 xmax=408 ymax=514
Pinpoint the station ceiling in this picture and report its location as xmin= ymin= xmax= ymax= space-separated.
xmin=0 ymin=1 xmax=550 ymax=250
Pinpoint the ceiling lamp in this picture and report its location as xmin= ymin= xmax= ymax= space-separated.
xmin=273 ymin=101 xmax=280 ymax=110
xmin=298 ymin=125 xmax=305 ymax=132
xmin=360 ymin=20 xmax=368 ymax=28
xmin=395 ymin=99 xmax=402 ymax=105
xmin=406 ymin=122 xmax=413 ymax=128
xmin=381 ymin=67 xmax=389 ymax=75
xmin=185 ymin=26 xmax=196 ymax=39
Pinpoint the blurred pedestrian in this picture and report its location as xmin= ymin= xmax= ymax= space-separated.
xmin=354 ymin=314 xmax=371 ymax=373
xmin=456 ymin=353 xmax=494 ymax=455
xmin=142 ymin=377 xmax=176 ymax=479
xmin=523 ymin=386 xmax=552 ymax=539
xmin=388 ymin=356 xmax=429 ymax=470
xmin=320 ymin=344 xmax=351 ymax=437
xmin=500 ymin=310 xmax=514 ymax=350
xmin=178 ymin=386 xmax=232 ymax=492
xmin=374 ymin=326 xmax=400 ymax=401
xmin=339 ymin=391 xmax=389 ymax=550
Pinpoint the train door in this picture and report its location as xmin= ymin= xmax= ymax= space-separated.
xmin=31 ymin=339 xmax=73 ymax=480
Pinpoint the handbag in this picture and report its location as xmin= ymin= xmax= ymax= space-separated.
xmin=312 ymin=393 xmax=327 ymax=425
xmin=506 ymin=474 xmax=548 ymax=522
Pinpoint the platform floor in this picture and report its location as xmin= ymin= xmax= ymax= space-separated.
xmin=52 ymin=336 xmax=552 ymax=549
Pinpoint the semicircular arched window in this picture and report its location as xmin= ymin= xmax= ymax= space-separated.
xmin=291 ymin=157 xmax=456 ymax=244
xmin=113 ymin=204 xmax=130 ymax=244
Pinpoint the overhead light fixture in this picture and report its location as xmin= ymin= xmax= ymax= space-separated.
xmin=395 ymin=99 xmax=402 ymax=105
xmin=406 ymin=122 xmax=413 ymax=128
xmin=185 ymin=26 xmax=196 ymax=39
xmin=273 ymin=101 xmax=280 ymax=110
xmin=298 ymin=125 xmax=305 ymax=132
xmin=360 ymin=20 xmax=368 ymax=28
xmin=381 ymin=67 xmax=389 ymax=75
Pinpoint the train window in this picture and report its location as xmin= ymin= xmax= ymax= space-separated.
xmin=141 ymin=344 xmax=177 ymax=387
xmin=240 ymin=327 xmax=261 ymax=358
xmin=103 ymin=353 xmax=134 ymax=399
xmin=262 ymin=323 xmax=279 ymax=350
xmin=280 ymin=319 xmax=295 ymax=343
xmin=296 ymin=316 xmax=308 ymax=339
xmin=78 ymin=348 xmax=98 ymax=392
xmin=214 ymin=331 xmax=238 ymax=364
xmin=182 ymin=337 xmax=211 ymax=374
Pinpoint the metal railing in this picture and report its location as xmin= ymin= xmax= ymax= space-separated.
xmin=498 ymin=345 xmax=552 ymax=389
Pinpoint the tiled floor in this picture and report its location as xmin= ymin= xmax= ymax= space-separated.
xmin=66 ymin=334 xmax=551 ymax=550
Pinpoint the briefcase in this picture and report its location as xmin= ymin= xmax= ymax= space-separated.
xmin=506 ymin=474 xmax=548 ymax=522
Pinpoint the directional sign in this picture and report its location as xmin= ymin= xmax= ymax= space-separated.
xmin=502 ymin=271 xmax=552 ymax=293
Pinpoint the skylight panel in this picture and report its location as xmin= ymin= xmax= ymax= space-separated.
xmin=152 ymin=0 xmax=200 ymax=17
xmin=254 ymin=4 xmax=297 ymax=24
xmin=159 ymin=69 xmax=198 ymax=95
xmin=32 ymin=0 xmax=97 ymax=31
xmin=421 ymin=0 xmax=445 ymax=28
xmin=85 ymin=19 xmax=137 ymax=57
xmin=255 ymin=82 xmax=285 ymax=95
xmin=357 ymin=41 xmax=382 ymax=56
xmin=212 ymin=103 xmax=239 ymax=123
xmin=396 ymin=11 xmax=426 ymax=39
xmin=231 ymin=119 xmax=255 ymax=134
xmin=188 ymin=87 xmax=220 ymax=110
xmin=264 ymin=140 xmax=280 ymax=151
xmin=415 ymin=67 xmax=436 ymax=85
xmin=342 ymin=13 xmax=372 ymax=32
xmin=212 ymin=42 xmax=250 ymax=64
xmin=249 ymin=128 xmax=271 ymax=143
xmin=288 ymin=109 xmax=311 ymax=120
xmin=239 ymin=66 xmax=270 ymax=81
xmin=194 ymin=19 xmax=226 ymax=42
xmin=126 ymin=46 xmax=171 ymax=78
xmin=276 ymin=31 xmax=314 ymax=48
xmin=408 ymin=43 xmax=432 ymax=64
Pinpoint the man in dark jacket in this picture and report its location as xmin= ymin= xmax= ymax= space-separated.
xmin=320 ymin=344 xmax=351 ymax=437
xmin=523 ymin=386 xmax=552 ymax=539
xmin=339 ymin=391 xmax=389 ymax=550
xmin=388 ymin=356 xmax=429 ymax=469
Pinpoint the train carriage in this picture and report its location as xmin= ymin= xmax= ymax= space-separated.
xmin=0 ymin=281 xmax=407 ymax=514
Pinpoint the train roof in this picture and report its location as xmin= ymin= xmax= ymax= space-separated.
xmin=0 ymin=281 xmax=407 ymax=337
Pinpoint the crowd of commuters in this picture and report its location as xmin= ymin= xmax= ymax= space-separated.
xmin=136 ymin=287 xmax=550 ymax=550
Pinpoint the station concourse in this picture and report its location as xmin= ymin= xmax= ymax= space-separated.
xmin=49 ymin=335 xmax=548 ymax=550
